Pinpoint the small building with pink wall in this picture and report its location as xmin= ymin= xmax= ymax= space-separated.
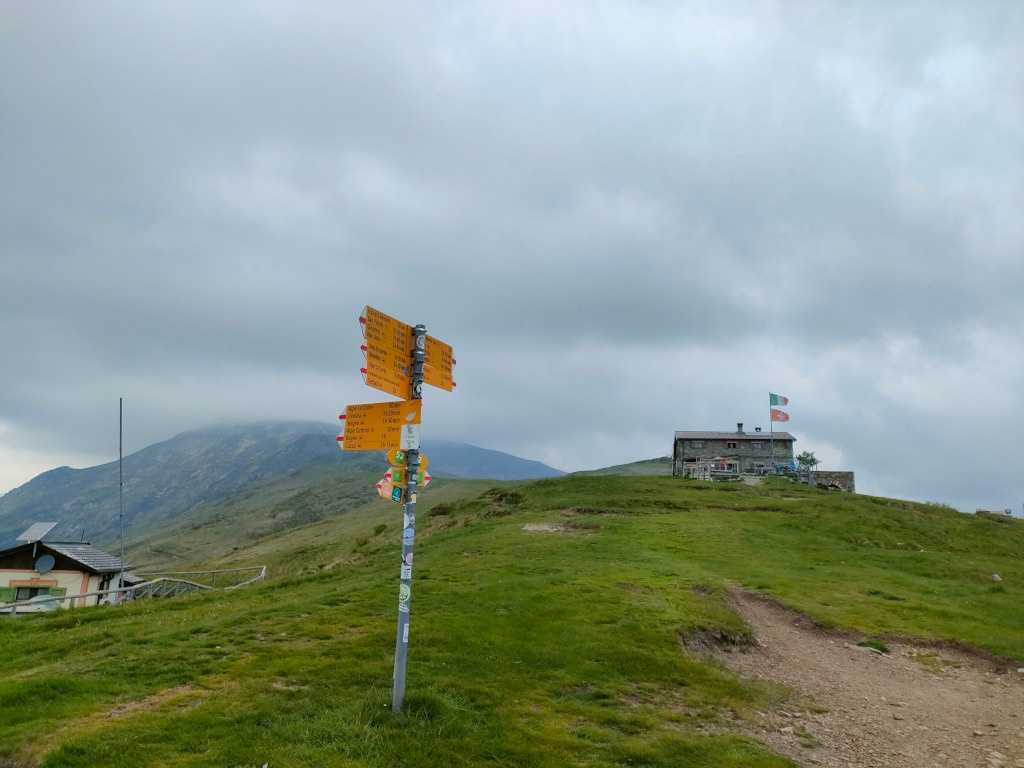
xmin=0 ymin=538 xmax=125 ymax=612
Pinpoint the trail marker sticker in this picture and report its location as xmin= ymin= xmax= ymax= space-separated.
xmin=388 ymin=467 xmax=430 ymax=486
xmin=387 ymin=450 xmax=427 ymax=470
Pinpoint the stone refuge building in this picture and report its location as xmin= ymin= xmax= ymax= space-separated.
xmin=672 ymin=423 xmax=795 ymax=477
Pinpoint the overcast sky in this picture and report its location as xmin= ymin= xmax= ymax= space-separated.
xmin=2 ymin=2 xmax=1022 ymax=511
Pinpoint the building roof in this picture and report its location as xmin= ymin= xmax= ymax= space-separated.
xmin=0 ymin=535 xmax=127 ymax=575
xmin=42 ymin=542 xmax=125 ymax=573
xmin=675 ymin=431 xmax=795 ymax=441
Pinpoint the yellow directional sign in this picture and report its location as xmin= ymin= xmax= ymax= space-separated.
xmin=361 ymin=306 xmax=455 ymax=395
xmin=362 ymin=305 xmax=414 ymax=356
xmin=424 ymin=336 xmax=454 ymax=391
xmin=361 ymin=306 xmax=413 ymax=398
xmin=361 ymin=358 xmax=410 ymax=400
xmin=340 ymin=400 xmax=422 ymax=451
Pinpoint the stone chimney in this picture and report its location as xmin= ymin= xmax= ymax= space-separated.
xmin=737 ymin=422 xmax=744 ymax=434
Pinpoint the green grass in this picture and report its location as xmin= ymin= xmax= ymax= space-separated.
xmin=1 ymin=474 xmax=1022 ymax=767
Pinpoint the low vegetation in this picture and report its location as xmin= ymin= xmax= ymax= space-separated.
xmin=1 ymin=475 xmax=1020 ymax=767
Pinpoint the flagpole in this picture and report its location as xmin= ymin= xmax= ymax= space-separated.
xmin=769 ymin=394 xmax=775 ymax=474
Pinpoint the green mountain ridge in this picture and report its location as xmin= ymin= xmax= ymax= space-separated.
xmin=575 ymin=456 xmax=673 ymax=476
xmin=0 ymin=423 xmax=563 ymax=548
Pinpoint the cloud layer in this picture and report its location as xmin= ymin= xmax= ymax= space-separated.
xmin=2 ymin=2 xmax=1022 ymax=510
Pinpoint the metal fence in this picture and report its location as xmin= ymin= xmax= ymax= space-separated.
xmin=0 ymin=565 xmax=267 ymax=615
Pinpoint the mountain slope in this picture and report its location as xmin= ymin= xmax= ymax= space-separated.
xmin=0 ymin=423 xmax=563 ymax=547
xmin=0 ymin=477 xmax=1020 ymax=766
xmin=423 ymin=440 xmax=563 ymax=481
xmin=577 ymin=456 xmax=673 ymax=476
xmin=124 ymin=466 xmax=498 ymax=571
xmin=0 ymin=422 xmax=359 ymax=546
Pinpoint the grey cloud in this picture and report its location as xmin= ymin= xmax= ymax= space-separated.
xmin=1 ymin=2 xmax=1022 ymax=511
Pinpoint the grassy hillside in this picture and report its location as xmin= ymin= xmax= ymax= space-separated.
xmin=124 ymin=462 xmax=379 ymax=570
xmin=1 ymin=476 xmax=1021 ymax=767
xmin=577 ymin=457 xmax=673 ymax=476
xmin=126 ymin=462 xmax=501 ymax=572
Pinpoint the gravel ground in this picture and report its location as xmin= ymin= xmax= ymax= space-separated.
xmin=718 ymin=592 xmax=1024 ymax=768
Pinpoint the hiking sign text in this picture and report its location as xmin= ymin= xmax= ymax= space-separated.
xmin=338 ymin=400 xmax=422 ymax=451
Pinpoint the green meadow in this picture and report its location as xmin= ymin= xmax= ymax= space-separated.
xmin=1 ymin=475 xmax=1021 ymax=767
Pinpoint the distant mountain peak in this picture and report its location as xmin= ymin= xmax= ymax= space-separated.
xmin=0 ymin=421 xmax=562 ymax=547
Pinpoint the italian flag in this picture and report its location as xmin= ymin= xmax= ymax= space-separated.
xmin=769 ymin=392 xmax=789 ymax=406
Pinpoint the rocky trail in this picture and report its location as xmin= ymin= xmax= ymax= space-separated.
xmin=718 ymin=592 xmax=1024 ymax=768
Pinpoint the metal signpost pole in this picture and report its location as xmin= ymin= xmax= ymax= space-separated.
xmin=392 ymin=324 xmax=426 ymax=713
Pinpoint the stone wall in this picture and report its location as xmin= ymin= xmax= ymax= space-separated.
xmin=810 ymin=471 xmax=856 ymax=493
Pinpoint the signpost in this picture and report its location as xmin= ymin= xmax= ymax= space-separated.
xmin=340 ymin=306 xmax=455 ymax=714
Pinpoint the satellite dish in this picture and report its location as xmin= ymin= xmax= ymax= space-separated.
xmin=35 ymin=554 xmax=55 ymax=575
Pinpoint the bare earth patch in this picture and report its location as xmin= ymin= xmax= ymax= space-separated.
xmin=522 ymin=523 xmax=566 ymax=533
xmin=105 ymin=685 xmax=198 ymax=719
xmin=522 ymin=521 xmax=598 ymax=534
xmin=716 ymin=592 xmax=1024 ymax=768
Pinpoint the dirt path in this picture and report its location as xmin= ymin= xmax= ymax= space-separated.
xmin=719 ymin=592 xmax=1024 ymax=768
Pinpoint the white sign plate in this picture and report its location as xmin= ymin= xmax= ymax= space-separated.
xmin=400 ymin=424 xmax=421 ymax=450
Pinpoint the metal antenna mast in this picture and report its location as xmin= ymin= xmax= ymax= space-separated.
xmin=118 ymin=397 xmax=125 ymax=594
